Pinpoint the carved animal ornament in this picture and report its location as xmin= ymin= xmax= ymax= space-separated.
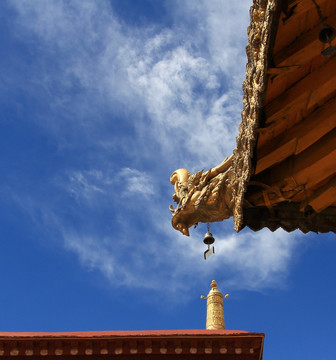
xmin=169 ymin=155 xmax=234 ymax=236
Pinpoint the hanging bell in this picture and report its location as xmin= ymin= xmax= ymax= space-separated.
xmin=318 ymin=24 xmax=336 ymax=44
xmin=203 ymin=231 xmax=215 ymax=245
xmin=203 ymin=224 xmax=215 ymax=260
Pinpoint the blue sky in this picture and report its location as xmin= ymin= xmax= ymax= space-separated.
xmin=0 ymin=1 xmax=335 ymax=359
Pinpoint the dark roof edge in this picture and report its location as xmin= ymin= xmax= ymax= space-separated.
xmin=243 ymin=203 xmax=336 ymax=233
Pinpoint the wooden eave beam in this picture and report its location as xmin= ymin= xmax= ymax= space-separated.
xmin=273 ymin=12 xmax=336 ymax=67
xmin=265 ymin=55 xmax=336 ymax=125
xmin=300 ymin=176 xmax=336 ymax=212
xmin=255 ymin=96 xmax=336 ymax=174
xmin=254 ymin=128 xmax=336 ymax=194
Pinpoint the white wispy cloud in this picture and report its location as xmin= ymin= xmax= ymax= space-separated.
xmin=64 ymin=233 xmax=116 ymax=280
xmin=127 ymin=43 xmax=236 ymax=165
xmin=9 ymin=0 xmax=247 ymax=167
xmin=214 ymin=229 xmax=298 ymax=290
xmin=64 ymin=167 xmax=155 ymax=203
xmin=119 ymin=168 xmax=155 ymax=197
xmin=68 ymin=171 xmax=106 ymax=201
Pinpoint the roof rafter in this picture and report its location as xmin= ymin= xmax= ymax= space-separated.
xmin=255 ymin=96 xmax=336 ymax=173
xmin=265 ymin=55 xmax=336 ymax=124
xmin=255 ymin=128 xmax=336 ymax=194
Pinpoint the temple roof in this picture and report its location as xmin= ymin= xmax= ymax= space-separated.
xmin=232 ymin=0 xmax=336 ymax=233
xmin=0 ymin=330 xmax=264 ymax=359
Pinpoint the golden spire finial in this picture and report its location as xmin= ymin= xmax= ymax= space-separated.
xmin=201 ymin=280 xmax=229 ymax=330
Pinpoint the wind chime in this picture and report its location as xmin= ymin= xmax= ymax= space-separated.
xmin=203 ymin=223 xmax=215 ymax=260
xmin=312 ymin=0 xmax=336 ymax=58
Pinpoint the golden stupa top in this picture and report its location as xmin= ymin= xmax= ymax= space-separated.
xmin=201 ymin=280 xmax=229 ymax=330
xmin=202 ymin=280 xmax=229 ymax=299
xmin=209 ymin=280 xmax=222 ymax=296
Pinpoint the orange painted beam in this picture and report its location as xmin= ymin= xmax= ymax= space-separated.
xmin=265 ymin=55 xmax=336 ymax=125
xmin=255 ymin=97 xmax=336 ymax=174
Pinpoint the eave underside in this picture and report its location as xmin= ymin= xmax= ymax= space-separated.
xmin=234 ymin=0 xmax=336 ymax=233
xmin=243 ymin=203 xmax=336 ymax=232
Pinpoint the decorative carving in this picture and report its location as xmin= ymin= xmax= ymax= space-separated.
xmin=232 ymin=0 xmax=279 ymax=231
xmin=169 ymin=155 xmax=234 ymax=236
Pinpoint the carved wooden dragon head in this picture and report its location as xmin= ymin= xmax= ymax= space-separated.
xmin=169 ymin=155 xmax=234 ymax=236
